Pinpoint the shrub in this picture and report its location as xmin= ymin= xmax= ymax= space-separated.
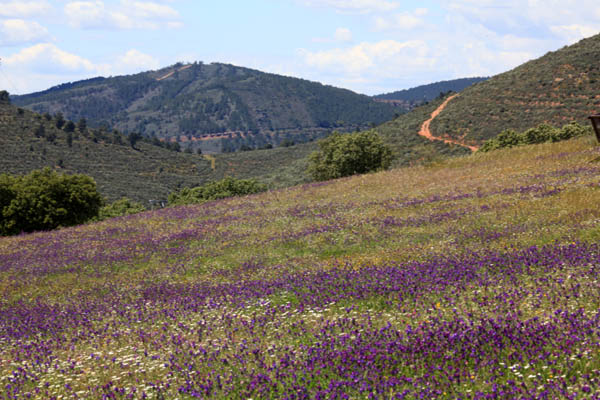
xmin=479 ymin=129 xmax=521 ymax=152
xmin=307 ymin=131 xmax=393 ymax=181
xmin=479 ymin=122 xmax=591 ymax=152
xmin=522 ymin=124 xmax=558 ymax=144
xmin=97 ymin=197 xmax=146 ymax=221
xmin=553 ymin=122 xmax=590 ymax=142
xmin=0 ymin=168 xmax=103 ymax=236
xmin=168 ymin=176 xmax=267 ymax=206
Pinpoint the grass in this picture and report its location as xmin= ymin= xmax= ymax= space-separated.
xmin=1 ymin=135 xmax=600 ymax=398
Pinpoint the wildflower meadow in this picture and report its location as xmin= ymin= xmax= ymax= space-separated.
xmin=2 ymin=137 xmax=600 ymax=399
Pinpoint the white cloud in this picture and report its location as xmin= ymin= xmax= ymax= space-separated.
xmin=64 ymin=0 xmax=182 ymax=30
xmin=0 ymin=1 xmax=51 ymax=18
xmin=441 ymin=0 xmax=600 ymax=39
xmin=0 ymin=45 xmax=164 ymax=93
xmin=333 ymin=27 xmax=352 ymax=42
xmin=64 ymin=1 xmax=105 ymax=29
xmin=374 ymin=11 xmax=425 ymax=31
xmin=0 ymin=19 xmax=49 ymax=46
xmin=114 ymin=49 xmax=160 ymax=72
xmin=300 ymin=0 xmax=399 ymax=14
xmin=312 ymin=27 xmax=354 ymax=43
xmin=550 ymin=24 xmax=599 ymax=44
xmin=124 ymin=1 xmax=179 ymax=19
xmin=3 ymin=43 xmax=96 ymax=73
xmin=301 ymin=39 xmax=432 ymax=76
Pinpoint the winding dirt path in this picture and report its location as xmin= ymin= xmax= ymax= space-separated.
xmin=418 ymin=94 xmax=479 ymax=152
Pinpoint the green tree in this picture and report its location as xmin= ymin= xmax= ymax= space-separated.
xmin=0 ymin=90 xmax=9 ymax=104
xmin=77 ymin=118 xmax=87 ymax=133
xmin=307 ymin=131 xmax=393 ymax=181
xmin=128 ymin=132 xmax=142 ymax=149
xmin=55 ymin=113 xmax=65 ymax=129
xmin=64 ymin=120 xmax=75 ymax=132
xmin=0 ymin=168 xmax=103 ymax=236
xmin=34 ymin=124 xmax=45 ymax=138
xmin=112 ymin=130 xmax=123 ymax=145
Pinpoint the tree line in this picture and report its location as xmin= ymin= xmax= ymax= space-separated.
xmin=0 ymin=129 xmax=393 ymax=236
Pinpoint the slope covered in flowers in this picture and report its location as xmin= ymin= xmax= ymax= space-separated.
xmin=1 ymin=136 xmax=600 ymax=399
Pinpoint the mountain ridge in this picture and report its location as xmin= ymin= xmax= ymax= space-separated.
xmin=12 ymin=62 xmax=397 ymax=153
xmin=373 ymin=77 xmax=488 ymax=111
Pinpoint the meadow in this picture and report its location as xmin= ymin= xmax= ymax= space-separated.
xmin=2 ymin=135 xmax=600 ymax=399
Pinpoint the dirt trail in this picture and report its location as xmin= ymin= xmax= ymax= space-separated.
xmin=418 ymin=94 xmax=479 ymax=152
xmin=156 ymin=64 xmax=193 ymax=81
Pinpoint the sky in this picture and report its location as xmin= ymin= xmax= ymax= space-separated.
xmin=0 ymin=0 xmax=599 ymax=96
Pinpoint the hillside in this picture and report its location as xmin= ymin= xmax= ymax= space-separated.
xmin=0 ymin=87 xmax=482 ymax=203
xmin=1 ymin=134 xmax=600 ymax=398
xmin=375 ymin=95 xmax=473 ymax=165
xmin=427 ymin=33 xmax=600 ymax=146
xmin=12 ymin=62 xmax=397 ymax=153
xmin=0 ymin=96 xmax=217 ymax=203
xmin=374 ymin=77 xmax=488 ymax=110
xmin=0 ymin=94 xmax=316 ymax=203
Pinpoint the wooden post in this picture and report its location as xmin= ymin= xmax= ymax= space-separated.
xmin=589 ymin=115 xmax=600 ymax=143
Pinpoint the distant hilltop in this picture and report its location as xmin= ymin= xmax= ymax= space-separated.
xmin=373 ymin=77 xmax=489 ymax=111
xmin=11 ymin=62 xmax=397 ymax=154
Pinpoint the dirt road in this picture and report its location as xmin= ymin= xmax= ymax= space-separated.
xmin=418 ymin=94 xmax=479 ymax=152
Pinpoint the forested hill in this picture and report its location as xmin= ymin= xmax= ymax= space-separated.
xmin=12 ymin=62 xmax=397 ymax=153
xmin=374 ymin=77 xmax=488 ymax=109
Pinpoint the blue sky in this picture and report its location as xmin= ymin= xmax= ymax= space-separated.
xmin=1 ymin=0 xmax=599 ymax=95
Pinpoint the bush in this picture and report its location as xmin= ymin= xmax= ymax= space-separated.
xmin=552 ymin=122 xmax=590 ymax=142
xmin=522 ymin=124 xmax=558 ymax=144
xmin=307 ymin=131 xmax=393 ymax=181
xmin=480 ymin=129 xmax=520 ymax=152
xmin=479 ymin=122 xmax=591 ymax=152
xmin=168 ymin=176 xmax=267 ymax=206
xmin=97 ymin=198 xmax=146 ymax=221
xmin=0 ymin=168 xmax=103 ymax=236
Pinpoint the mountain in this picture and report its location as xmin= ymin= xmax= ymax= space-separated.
xmin=11 ymin=62 xmax=397 ymax=153
xmin=374 ymin=77 xmax=488 ymax=110
xmin=424 ymin=33 xmax=600 ymax=146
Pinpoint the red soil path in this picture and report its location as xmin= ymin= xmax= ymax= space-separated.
xmin=418 ymin=94 xmax=479 ymax=152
